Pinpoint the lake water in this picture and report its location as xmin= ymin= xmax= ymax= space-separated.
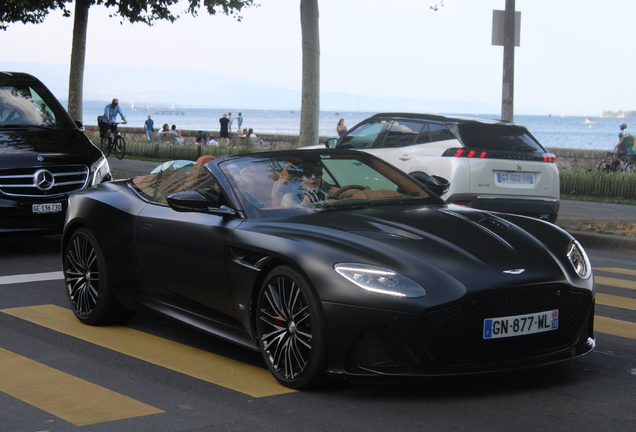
xmin=82 ymin=105 xmax=629 ymax=151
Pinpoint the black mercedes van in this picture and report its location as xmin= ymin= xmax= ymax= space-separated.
xmin=0 ymin=72 xmax=111 ymax=236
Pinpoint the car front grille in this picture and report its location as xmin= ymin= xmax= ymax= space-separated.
xmin=0 ymin=165 xmax=89 ymax=197
xmin=419 ymin=285 xmax=593 ymax=365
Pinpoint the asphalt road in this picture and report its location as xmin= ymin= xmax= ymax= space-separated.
xmin=0 ymin=237 xmax=634 ymax=432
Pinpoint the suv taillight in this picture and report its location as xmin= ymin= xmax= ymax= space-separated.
xmin=543 ymin=154 xmax=557 ymax=163
xmin=442 ymin=148 xmax=488 ymax=158
xmin=442 ymin=148 xmax=557 ymax=163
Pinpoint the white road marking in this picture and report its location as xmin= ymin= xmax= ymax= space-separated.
xmin=0 ymin=271 xmax=64 ymax=286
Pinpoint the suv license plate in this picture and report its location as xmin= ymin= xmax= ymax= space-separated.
xmin=32 ymin=203 xmax=63 ymax=214
xmin=495 ymin=172 xmax=534 ymax=185
xmin=483 ymin=309 xmax=559 ymax=339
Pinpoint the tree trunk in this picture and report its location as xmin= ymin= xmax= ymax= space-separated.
xmin=67 ymin=0 xmax=90 ymax=123
xmin=299 ymin=0 xmax=320 ymax=147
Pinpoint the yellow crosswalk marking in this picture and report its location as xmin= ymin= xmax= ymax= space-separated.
xmin=1 ymin=305 xmax=294 ymax=397
xmin=594 ymin=276 xmax=636 ymax=291
xmin=596 ymin=293 xmax=636 ymax=311
xmin=0 ymin=348 xmax=163 ymax=426
xmin=595 ymin=316 xmax=636 ymax=340
xmin=594 ymin=267 xmax=636 ymax=277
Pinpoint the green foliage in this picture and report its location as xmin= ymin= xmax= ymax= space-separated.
xmin=0 ymin=0 xmax=255 ymax=29
xmin=560 ymin=170 xmax=636 ymax=200
xmin=0 ymin=1 xmax=70 ymax=29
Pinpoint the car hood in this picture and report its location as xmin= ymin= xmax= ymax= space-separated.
xmin=244 ymin=204 xmax=574 ymax=292
xmin=0 ymin=129 xmax=100 ymax=167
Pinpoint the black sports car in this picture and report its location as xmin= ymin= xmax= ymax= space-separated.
xmin=62 ymin=149 xmax=595 ymax=389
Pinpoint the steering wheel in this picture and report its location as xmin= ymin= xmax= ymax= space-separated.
xmin=331 ymin=184 xmax=369 ymax=199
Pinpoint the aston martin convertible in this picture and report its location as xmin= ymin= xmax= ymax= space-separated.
xmin=62 ymin=149 xmax=595 ymax=389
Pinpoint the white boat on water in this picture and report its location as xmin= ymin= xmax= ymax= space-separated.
xmin=584 ymin=117 xmax=595 ymax=124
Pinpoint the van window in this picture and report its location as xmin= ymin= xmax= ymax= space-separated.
xmin=0 ymin=84 xmax=70 ymax=128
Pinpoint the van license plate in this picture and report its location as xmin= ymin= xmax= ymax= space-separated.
xmin=495 ymin=172 xmax=534 ymax=184
xmin=483 ymin=309 xmax=559 ymax=339
xmin=32 ymin=203 xmax=62 ymax=214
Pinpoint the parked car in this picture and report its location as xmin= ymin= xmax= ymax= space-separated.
xmin=316 ymin=113 xmax=560 ymax=222
xmin=62 ymin=149 xmax=594 ymax=390
xmin=0 ymin=72 xmax=111 ymax=236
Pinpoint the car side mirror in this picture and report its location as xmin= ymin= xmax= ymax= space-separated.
xmin=325 ymin=138 xmax=338 ymax=149
xmin=424 ymin=175 xmax=450 ymax=197
xmin=167 ymin=190 xmax=236 ymax=216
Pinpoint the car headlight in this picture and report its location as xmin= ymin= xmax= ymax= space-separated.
xmin=90 ymin=156 xmax=111 ymax=186
xmin=334 ymin=263 xmax=427 ymax=298
xmin=567 ymin=240 xmax=592 ymax=279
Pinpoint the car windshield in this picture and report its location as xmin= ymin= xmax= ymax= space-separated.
xmin=220 ymin=151 xmax=441 ymax=218
xmin=0 ymin=81 xmax=73 ymax=129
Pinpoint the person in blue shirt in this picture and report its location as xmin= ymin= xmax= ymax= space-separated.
xmin=100 ymin=98 xmax=127 ymax=146
xmin=144 ymin=115 xmax=154 ymax=140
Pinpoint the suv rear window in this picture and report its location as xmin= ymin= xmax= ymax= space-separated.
xmin=456 ymin=124 xmax=545 ymax=153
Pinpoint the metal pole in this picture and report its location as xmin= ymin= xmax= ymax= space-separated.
xmin=501 ymin=0 xmax=515 ymax=121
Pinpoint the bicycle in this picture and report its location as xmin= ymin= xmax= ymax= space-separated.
xmin=597 ymin=151 xmax=635 ymax=173
xmin=100 ymin=122 xmax=126 ymax=160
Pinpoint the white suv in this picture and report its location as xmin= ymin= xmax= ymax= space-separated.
xmin=323 ymin=113 xmax=559 ymax=222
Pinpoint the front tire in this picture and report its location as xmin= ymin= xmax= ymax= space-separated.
xmin=100 ymin=137 xmax=111 ymax=157
xmin=63 ymin=228 xmax=133 ymax=325
xmin=256 ymin=266 xmax=327 ymax=389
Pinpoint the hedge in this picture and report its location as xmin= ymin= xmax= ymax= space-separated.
xmin=560 ymin=171 xmax=636 ymax=199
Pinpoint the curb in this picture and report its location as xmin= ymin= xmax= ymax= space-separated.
xmin=566 ymin=230 xmax=636 ymax=255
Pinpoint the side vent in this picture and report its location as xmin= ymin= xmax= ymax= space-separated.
xmin=230 ymin=247 xmax=272 ymax=269
xmin=478 ymin=217 xmax=512 ymax=233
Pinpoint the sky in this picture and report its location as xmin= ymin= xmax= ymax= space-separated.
xmin=2 ymin=0 xmax=635 ymax=116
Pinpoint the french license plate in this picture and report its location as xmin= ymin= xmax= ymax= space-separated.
xmin=483 ymin=309 xmax=559 ymax=339
xmin=495 ymin=171 xmax=534 ymax=185
xmin=32 ymin=203 xmax=62 ymax=214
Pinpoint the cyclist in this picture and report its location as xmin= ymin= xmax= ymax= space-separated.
xmin=99 ymin=98 xmax=127 ymax=147
xmin=612 ymin=124 xmax=631 ymax=170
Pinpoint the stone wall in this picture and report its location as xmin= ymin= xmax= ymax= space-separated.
xmin=88 ymin=125 xmax=329 ymax=152
xmin=89 ymin=125 xmax=609 ymax=172
xmin=545 ymin=147 xmax=608 ymax=172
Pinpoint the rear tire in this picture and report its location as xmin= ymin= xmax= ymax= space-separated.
xmin=63 ymin=228 xmax=134 ymax=325
xmin=597 ymin=161 xmax=611 ymax=173
xmin=114 ymin=135 xmax=126 ymax=160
